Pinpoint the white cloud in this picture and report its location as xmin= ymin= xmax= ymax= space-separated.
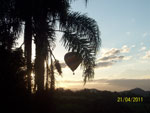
xmin=100 ymin=48 xmax=110 ymax=57
xmin=139 ymin=46 xmax=146 ymax=51
xmin=121 ymin=45 xmax=130 ymax=53
xmin=60 ymin=45 xmax=131 ymax=69
xmin=99 ymin=55 xmax=124 ymax=61
xmin=142 ymin=50 xmax=150 ymax=59
xmin=96 ymin=45 xmax=131 ymax=68
xmin=123 ymin=56 xmax=132 ymax=60
xmin=104 ymin=48 xmax=120 ymax=56
xmin=95 ymin=61 xmax=113 ymax=68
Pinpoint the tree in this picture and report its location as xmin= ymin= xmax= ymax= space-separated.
xmin=33 ymin=0 xmax=101 ymax=92
xmin=0 ymin=0 xmax=22 ymax=50
xmin=0 ymin=0 xmax=101 ymax=92
xmin=0 ymin=0 xmax=33 ymax=93
xmin=0 ymin=45 xmax=26 ymax=95
xmin=15 ymin=0 xmax=33 ymax=93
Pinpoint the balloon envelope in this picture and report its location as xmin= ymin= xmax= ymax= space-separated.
xmin=64 ymin=52 xmax=82 ymax=72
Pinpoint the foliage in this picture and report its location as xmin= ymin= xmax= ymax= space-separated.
xmin=0 ymin=46 xmax=26 ymax=94
xmin=0 ymin=0 xmax=101 ymax=92
xmin=61 ymin=12 xmax=101 ymax=82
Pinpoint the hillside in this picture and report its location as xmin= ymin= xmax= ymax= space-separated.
xmin=120 ymin=88 xmax=150 ymax=97
xmin=2 ymin=88 xmax=150 ymax=113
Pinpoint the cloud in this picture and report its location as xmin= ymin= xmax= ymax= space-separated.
xmin=102 ymin=45 xmax=130 ymax=56
xmin=121 ymin=45 xmax=130 ymax=53
xmin=139 ymin=46 xmax=146 ymax=51
xmin=104 ymin=48 xmax=120 ymax=56
xmin=61 ymin=45 xmax=132 ymax=69
xmin=95 ymin=61 xmax=114 ymax=68
xmin=58 ymin=79 xmax=150 ymax=91
xmin=123 ymin=56 xmax=132 ymax=60
xmin=106 ymin=79 xmax=150 ymax=91
xmin=96 ymin=45 xmax=131 ymax=68
xmin=142 ymin=50 xmax=150 ymax=59
xmin=99 ymin=55 xmax=124 ymax=61
xmin=121 ymin=69 xmax=150 ymax=78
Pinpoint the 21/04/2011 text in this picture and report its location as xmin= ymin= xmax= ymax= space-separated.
xmin=117 ymin=97 xmax=143 ymax=103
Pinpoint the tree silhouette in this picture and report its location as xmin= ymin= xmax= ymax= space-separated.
xmin=0 ymin=0 xmax=22 ymax=50
xmin=0 ymin=46 xmax=26 ymax=95
xmin=0 ymin=0 xmax=32 ymax=93
xmin=0 ymin=0 xmax=101 ymax=93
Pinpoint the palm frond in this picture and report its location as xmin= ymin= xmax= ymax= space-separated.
xmin=61 ymin=12 xmax=101 ymax=53
xmin=60 ymin=12 xmax=101 ymax=83
xmin=54 ymin=60 xmax=62 ymax=75
xmin=0 ymin=0 xmax=23 ymax=49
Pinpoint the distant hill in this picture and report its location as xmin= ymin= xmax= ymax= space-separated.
xmin=122 ymin=88 xmax=150 ymax=97
xmin=55 ymin=88 xmax=150 ymax=113
xmin=56 ymin=87 xmax=150 ymax=97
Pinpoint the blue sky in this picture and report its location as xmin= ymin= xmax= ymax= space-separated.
xmin=71 ymin=0 xmax=150 ymax=48
xmin=53 ymin=0 xmax=150 ymax=91
xmin=17 ymin=0 xmax=150 ymax=91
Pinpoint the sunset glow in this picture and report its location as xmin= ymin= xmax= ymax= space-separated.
xmin=16 ymin=0 xmax=150 ymax=91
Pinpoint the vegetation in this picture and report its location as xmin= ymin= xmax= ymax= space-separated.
xmin=53 ymin=89 xmax=150 ymax=113
xmin=0 ymin=0 xmax=101 ymax=93
xmin=1 ymin=0 xmax=149 ymax=113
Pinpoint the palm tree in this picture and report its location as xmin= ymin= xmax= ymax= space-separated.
xmin=0 ymin=0 xmax=101 ymax=92
xmin=60 ymin=12 xmax=100 ymax=83
xmin=0 ymin=0 xmax=27 ymax=95
xmin=32 ymin=0 xmax=101 ymax=92
xmin=0 ymin=0 xmax=22 ymax=50
xmin=14 ymin=0 xmax=33 ymax=93
xmin=0 ymin=0 xmax=33 ymax=93
xmin=32 ymin=0 xmax=70 ymax=92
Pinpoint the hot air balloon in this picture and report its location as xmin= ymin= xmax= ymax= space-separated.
xmin=64 ymin=52 xmax=82 ymax=75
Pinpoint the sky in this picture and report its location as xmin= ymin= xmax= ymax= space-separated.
xmin=17 ymin=0 xmax=150 ymax=91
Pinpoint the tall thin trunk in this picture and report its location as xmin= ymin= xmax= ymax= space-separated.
xmin=35 ymin=36 xmax=45 ymax=92
xmin=34 ymin=9 xmax=47 ymax=92
xmin=50 ymin=57 xmax=55 ymax=91
xmin=24 ymin=16 xmax=32 ymax=93
xmin=46 ymin=56 xmax=49 ymax=91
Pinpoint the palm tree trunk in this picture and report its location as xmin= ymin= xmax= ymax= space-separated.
xmin=34 ymin=10 xmax=47 ymax=92
xmin=35 ymin=46 xmax=45 ymax=92
xmin=24 ymin=16 xmax=32 ymax=93
xmin=50 ymin=57 xmax=55 ymax=91
xmin=46 ymin=56 xmax=49 ymax=91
